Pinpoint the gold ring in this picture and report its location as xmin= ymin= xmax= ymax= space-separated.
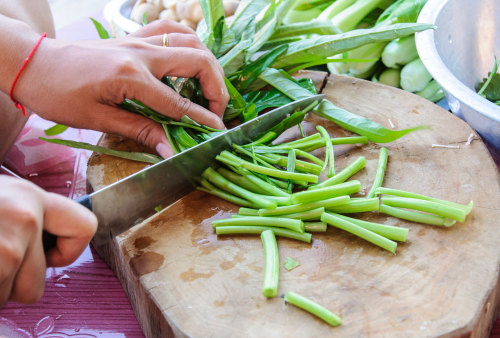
xmin=162 ymin=33 xmax=169 ymax=47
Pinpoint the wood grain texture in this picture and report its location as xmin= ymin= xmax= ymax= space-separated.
xmin=87 ymin=74 xmax=500 ymax=337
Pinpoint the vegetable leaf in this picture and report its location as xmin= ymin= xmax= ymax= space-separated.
xmin=272 ymin=23 xmax=435 ymax=69
xmin=90 ymin=18 xmax=110 ymax=39
xmin=232 ymin=44 xmax=289 ymax=92
xmin=44 ymin=124 xmax=68 ymax=136
xmin=258 ymin=68 xmax=316 ymax=100
xmin=477 ymin=56 xmax=500 ymax=102
xmin=283 ymin=256 xmax=300 ymax=271
xmin=40 ymin=137 xmax=162 ymax=164
xmin=314 ymin=99 xmax=430 ymax=143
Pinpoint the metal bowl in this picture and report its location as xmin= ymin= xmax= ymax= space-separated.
xmin=103 ymin=0 xmax=141 ymax=34
xmin=416 ymin=0 xmax=500 ymax=151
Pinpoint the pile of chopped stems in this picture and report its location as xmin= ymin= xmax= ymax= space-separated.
xmin=200 ymin=113 xmax=473 ymax=326
xmin=41 ymin=0 xmax=434 ymax=162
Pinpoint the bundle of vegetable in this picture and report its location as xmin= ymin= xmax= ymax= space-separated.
xmin=41 ymin=0 xmax=433 ymax=164
xmin=286 ymin=0 xmax=444 ymax=103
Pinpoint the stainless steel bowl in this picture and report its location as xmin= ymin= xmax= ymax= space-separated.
xmin=103 ymin=0 xmax=141 ymax=34
xmin=416 ymin=0 xmax=500 ymax=151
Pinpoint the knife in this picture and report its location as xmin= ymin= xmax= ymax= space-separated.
xmin=42 ymin=94 xmax=324 ymax=249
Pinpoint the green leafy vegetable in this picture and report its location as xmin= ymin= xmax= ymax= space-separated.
xmin=314 ymin=99 xmax=430 ymax=143
xmin=90 ymin=18 xmax=110 ymax=39
xmin=272 ymin=23 xmax=434 ymax=70
xmin=39 ymin=137 xmax=162 ymax=164
xmin=477 ymin=56 xmax=500 ymax=104
xmin=44 ymin=124 xmax=68 ymax=136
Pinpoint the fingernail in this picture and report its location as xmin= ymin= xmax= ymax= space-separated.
xmin=156 ymin=142 xmax=174 ymax=159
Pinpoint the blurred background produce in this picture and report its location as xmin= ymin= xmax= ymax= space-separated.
xmin=126 ymin=0 xmax=444 ymax=103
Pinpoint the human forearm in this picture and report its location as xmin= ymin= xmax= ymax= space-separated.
xmin=0 ymin=14 xmax=43 ymax=95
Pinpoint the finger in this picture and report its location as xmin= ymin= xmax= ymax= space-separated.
xmin=9 ymin=233 xmax=46 ymax=304
xmin=43 ymin=193 xmax=97 ymax=267
xmin=146 ymin=47 xmax=229 ymax=117
xmin=144 ymin=33 xmax=210 ymax=52
xmin=0 ymin=180 xmax=45 ymax=304
xmin=144 ymin=34 xmax=226 ymax=79
xmin=133 ymin=76 xmax=226 ymax=130
xmin=84 ymin=104 xmax=177 ymax=158
xmin=130 ymin=19 xmax=196 ymax=37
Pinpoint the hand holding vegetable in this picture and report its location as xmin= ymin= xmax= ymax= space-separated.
xmin=0 ymin=17 xmax=228 ymax=158
xmin=0 ymin=175 xmax=97 ymax=307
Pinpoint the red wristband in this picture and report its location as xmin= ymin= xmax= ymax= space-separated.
xmin=9 ymin=32 xmax=47 ymax=117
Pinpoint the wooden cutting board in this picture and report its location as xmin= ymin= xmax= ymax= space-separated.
xmin=86 ymin=73 xmax=500 ymax=338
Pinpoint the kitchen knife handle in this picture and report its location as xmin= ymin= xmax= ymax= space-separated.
xmin=42 ymin=194 xmax=93 ymax=251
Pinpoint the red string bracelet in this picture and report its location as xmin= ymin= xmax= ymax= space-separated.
xmin=9 ymin=32 xmax=47 ymax=117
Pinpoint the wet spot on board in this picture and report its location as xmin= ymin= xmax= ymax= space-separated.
xmin=134 ymin=236 xmax=156 ymax=250
xmin=130 ymin=251 xmax=165 ymax=276
xmin=418 ymin=228 xmax=427 ymax=237
xmin=247 ymin=263 xmax=263 ymax=273
xmin=213 ymin=300 xmax=225 ymax=307
xmin=236 ymin=272 xmax=250 ymax=284
xmin=219 ymin=251 xmax=245 ymax=270
xmin=180 ymin=267 xmax=214 ymax=282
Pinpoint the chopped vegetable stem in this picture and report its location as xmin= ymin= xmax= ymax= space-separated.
xmin=304 ymin=221 xmax=328 ymax=232
xmin=379 ymin=204 xmax=456 ymax=227
xmin=366 ymin=147 xmax=388 ymax=198
xmin=316 ymin=125 xmax=335 ymax=177
xmin=202 ymin=167 xmax=277 ymax=209
xmin=292 ymin=180 xmax=361 ymax=204
xmin=215 ymin=226 xmax=312 ymax=243
xmin=270 ymin=207 xmax=325 ymax=221
xmin=261 ymin=230 xmax=279 ymax=298
xmin=309 ymin=156 xmax=366 ymax=190
xmin=259 ymin=195 xmax=350 ymax=216
xmin=321 ymin=212 xmax=397 ymax=253
xmin=213 ymin=216 xmax=305 ymax=233
xmin=284 ymin=291 xmax=342 ymax=327
xmin=374 ymin=187 xmax=473 ymax=214
xmin=238 ymin=207 xmax=260 ymax=216
xmin=333 ymin=213 xmax=408 ymax=242
xmin=197 ymin=180 xmax=259 ymax=208
xmin=381 ymin=196 xmax=466 ymax=222
xmin=327 ymin=197 xmax=379 ymax=213
xmin=219 ymin=151 xmax=319 ymax=183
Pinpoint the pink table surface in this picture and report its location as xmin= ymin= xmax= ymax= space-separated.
xmin=0 ymin=9 xmax=499 ymax=338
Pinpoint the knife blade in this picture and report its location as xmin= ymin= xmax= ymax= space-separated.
xmin=43 ymin=94 xmax=324 ymax=249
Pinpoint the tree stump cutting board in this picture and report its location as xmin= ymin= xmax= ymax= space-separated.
xmin=86 ymin=73 xmax=500 ymax=337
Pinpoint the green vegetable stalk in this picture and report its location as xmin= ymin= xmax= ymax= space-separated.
xmin=309 ymin=156 xmax=366 ymax=189
xmin=215 ymin=225 xmax=312 ymax=243
xmin=291 ymin=180 xmax=362 ymax=204
xmin=261 ymin=230 xmax=280 ymax=298
xmin=381 ymin=196 xmax=467 ymax=222
xmin=381 ymin=35 xmax=418 ymax=68
xmin=400 ymin=58 xmax=433 ymax=92
xmin=321 ymin=212 xmax=397 ymax=253
xmin=332 ymin=213 xmax=408 ymax=241
xmin=212 ymin=216 xmax=305 ymax=233
xmin=259 ymin=195 xmax=351 ymax=216
xmin=327 ymin=197 xmax=380 ymax=213
xmin=366 ymin=147 xmax=388 ymax=198
xmin=284 ymin=291 xmax=342 ymax=326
